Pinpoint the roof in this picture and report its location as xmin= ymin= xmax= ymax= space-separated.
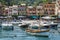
xmin=36 ymin=6 xmax=43 ymax=8
xmin=28 ymin=6 xmax=33 ymax=8
xmin=21 ymin=4 xmax=26 ymax=6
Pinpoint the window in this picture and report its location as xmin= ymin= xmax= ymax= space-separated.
xmin=38 ymin=9 xmax=41 ymax=11
xmin=9 ymin=10 xmax=12 ymax=12
xmin=29 ymin=9 xmax=32 ymax=11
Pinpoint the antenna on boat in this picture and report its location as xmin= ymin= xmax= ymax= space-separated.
xmin=38 ymin=13 xmax=42 ymax=29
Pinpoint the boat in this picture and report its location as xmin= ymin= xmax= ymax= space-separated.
xmin=25 ymin=21 xmax=50 ymax=37
xmin=18 ymin=20 xmax=36 ymax=28
xmin=26 ymin=26 xmax=49 ymax=37
xmin=18 ymin=22 xmax=30 ymax=28
xmin=40 ymin=21 xmax=58 ymax=28
xmin=10 ymin=20 xmax=22 ymax=26
xmin=1 ymin=22 xmax=14 ymax=30
xmin=41 ymin=16 xmax=56 ymax=20
xmin=49 ymin=21 xmax=58 ymax=28
xmin=41 ymin=16 xmax=58 ymax=28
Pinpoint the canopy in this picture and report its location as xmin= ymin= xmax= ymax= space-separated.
xmin=0 ymin=16 xmax=7 ymax=19
xmin=30 ymin=16 xmax=38 ymax=19
xmin=42 ymin=16 xmax=56 ymax=19
xmin=18 ymin=16 xmax=26 ymax=18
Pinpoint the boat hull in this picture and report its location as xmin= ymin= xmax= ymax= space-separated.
xmin=20 ymin=24 xmax=29 ymax=28
xmin=51 ymin=24 xmax=58 ymax=27
xmin=26 ymin=32 xmax=49 ymax=37
xmin=2 ymin=26 xmax=14 ymax=30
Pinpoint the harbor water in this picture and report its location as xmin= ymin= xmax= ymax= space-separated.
xmin=0 ymin=24 xmax=60 ymax=40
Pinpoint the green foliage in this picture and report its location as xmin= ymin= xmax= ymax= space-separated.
xmin=0 ymin=0 xmax=54 ymax=6
xmin=42 ymin=0 xmax=48 ymax=3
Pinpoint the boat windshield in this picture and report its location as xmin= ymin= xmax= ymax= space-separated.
xmin=29 ymin=26 xmax=39 ymax=29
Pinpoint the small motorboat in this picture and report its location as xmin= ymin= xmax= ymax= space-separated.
xmin=47 ymin=21 xmax=58 ymax=30
xmin=11 ymin=20 xmax=22 ymax=26
xmin=26 ymin=25 xmax=50 ymax=37
xmin=1 ymin=23 xmax=14 ymax=30
xmin=18 ymin=20 xmax=36 ymax=28
xmin=18 ymin=23 xmax=30 ymax=28
xmin=50 ymin=22 xmax=58 ymax=27
xmin=41 ymin=16 xmax=58 ymax=28
xmin=40 ymin=21 xmax=58 ymax=28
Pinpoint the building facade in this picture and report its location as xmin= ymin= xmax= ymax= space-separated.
xmin=27 ymin=6 xmax=36 ymax=16
xmin=18 ymin=4 xmax=26 ymax=16
xmin=56 ymin=0 xmax=60 ymax=17
xmin=8 ymin=6 xmax=12 ymax=16
xmin=36 ymin=6 xmax=44 ymax=16
xmin=0 ymin=3 xmax=4 ymax=16
xmin=44 ymin=3 xmax=55 ymax=16
xmin=4 ymin=7 xmax=9 ymax=16
xmin=12 ymin=5 xmax=18 ymax=15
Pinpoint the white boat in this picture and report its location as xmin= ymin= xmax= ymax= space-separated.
xmin=49 ymin=21 xmax=58 ymax=28
xmin=18 ymin=22 xmax=30 ymax=28
xmin=42 ymin=16 xmax=58 ymax=27
xmin=10 ymin=20 xmax=22 ymax=26
xmin=1 ymin=23 xmax=14 ymax=30
xmin=18 ymin=20 xmax=37 ymax=28
xmin=42 ymin=16 xmax=56 ymax=20
xmin=29 ymin=21 xmax=50 ymax=28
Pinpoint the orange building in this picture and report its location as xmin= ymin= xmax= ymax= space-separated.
xmin=44 ymin=3 xmax=55 ymax=16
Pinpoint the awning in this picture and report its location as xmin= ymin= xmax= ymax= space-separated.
xmin=30 ymin=16 xmax=38 ymax=19
xmin=42 ymin=16 xmax=56 ymax=19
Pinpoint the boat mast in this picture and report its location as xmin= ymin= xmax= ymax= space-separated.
xmin=38 ymin=12 xmax=42 ymax=29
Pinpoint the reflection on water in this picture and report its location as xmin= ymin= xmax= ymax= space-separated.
xmin=0 ymin=25 xmax=60 ymax=40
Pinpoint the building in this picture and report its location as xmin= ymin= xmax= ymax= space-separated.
xmin=4 ymin=7 xmax=9 ymax=16
xmin=27 ymin=6 xmax=36 ymax=16
xmin=12 ymin=5 xmax=18 ymax=15
xmin=8 ymin=6 xmax=13 ymax=16
xmin=4 ymin=5 xmax=18 ymax=16
xmin=18 ymin=4 xmax=26 ymax=16
xmin=36 ymin=6 xmax=44 ymax=16
xmin=56 ymin=0 xmax=60 ymax=17
xmin=0 ymin=2 xmax=4 ymax=16
xmin=44 ymin=3 xmax=55 ymax=16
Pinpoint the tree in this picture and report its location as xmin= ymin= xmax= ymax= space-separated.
xmin=42 ymin=0 xmax=48 ymax=3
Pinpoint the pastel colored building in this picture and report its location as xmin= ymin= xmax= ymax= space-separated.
xmin=8 ymin=6 xmax=13 ymax=16
xmin=12 ymin=5 xmax=18 ymax=15
xmin=18 ymin=4 xmax=26 ymax=16
xmin=56 ymin=0 xmax=60 ymax=17
xmin=4 ymin=7 xmax=9 ymax=16
xmin=44 ymin=3 xmax=55 ymax=16
xmin=27 ymin=6 xmax=36 ymax=16
xmin=0 ymin=3 xmax=4 ymax=16
xmin=36 ymin=6 xmax=44 ymax=16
